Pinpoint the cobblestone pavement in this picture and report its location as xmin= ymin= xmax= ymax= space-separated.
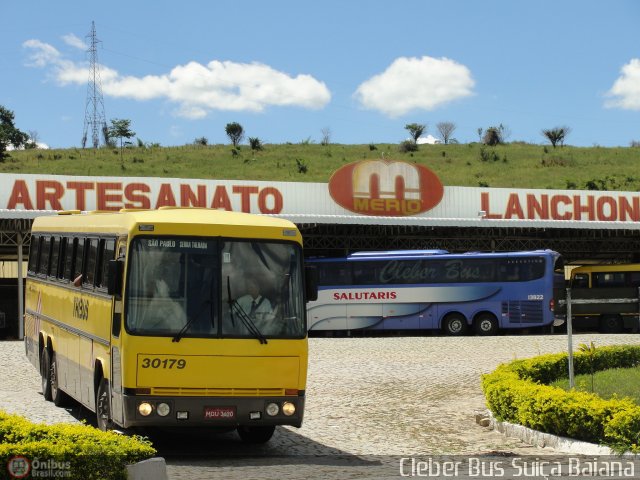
xmin=2 ymin=333 xmax=640 ymax=479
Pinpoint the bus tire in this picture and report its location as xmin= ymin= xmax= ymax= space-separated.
xmin=50 ymin=352 xmax=71 ymax=407
xmin=474 ymin=314 xmax=499 ymax=336
xmin=599 ymin=315 xmax=623 ymax=334
xmin=41 ymin=348 xmax=53 ymax=401
xmin=442 ymin=313 xmax=467 ymax=336
xmin=237 ymin=425 xmax=276 ymax=444
xmin=96 ymin=378 xmax=113 ymax=431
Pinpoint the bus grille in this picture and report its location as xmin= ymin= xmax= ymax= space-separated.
xmin=151 ymin=387 xmax=285 ymax=397
xmin=502 ymin=301 xmax=543 ymax=324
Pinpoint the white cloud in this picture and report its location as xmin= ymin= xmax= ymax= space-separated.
xmin=7 ymin=142 xmax=49 ymax=151
xmin=605 ymin=58 xmax=640 ymax=110
xmin=22 ymin=39 xmax=331 ymax=117
xmin=416 ymin=134 xmax=440 ymax=144
xmin=62 ymin=33 xmax=87 ymax=50
xmin=23 ymin=39 xmax=61 ymax=67
xmin=354 ymin=56 xmax=475 ymax=117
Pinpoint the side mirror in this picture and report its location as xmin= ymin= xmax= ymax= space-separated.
xmin=107 ymin=259 xmax=124 ymax=298
xmin=304 ymin=265 xmax=318 ymax=302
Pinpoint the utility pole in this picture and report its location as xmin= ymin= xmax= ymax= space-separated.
xmin=81 ymin=21 xmax=107 ymax=149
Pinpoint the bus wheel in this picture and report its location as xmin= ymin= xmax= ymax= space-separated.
xmin=41 ymin=349 xmax=53 ymax=401
xmin=599 ymin=315 xmax=623 ymax=334
xmin=237 ymin=425 xmax=276 ymax=444
xmin=50 ymin=352 xmax=71 ymax=407
xmin=474 ymin=314 xmax=499 ymax=336
xmin=96 ymin=379 xmax=113 ymax=431
xmin=442 ymin=314 xmax=467 ymax=336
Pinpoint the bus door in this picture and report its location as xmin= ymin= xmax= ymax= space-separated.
xmin=108 ymin=237 xmax=126 ymax=425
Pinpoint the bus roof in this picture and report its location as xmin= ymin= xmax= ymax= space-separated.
xmin=348 ymin=249 xmax=449 ymax=257
xmin=570 ymin=263 xmax=640 ymax=276
xmin=308 ymin=249 xmax=559 ymax=262
xmin=30 ymin=208 xmax=302 ymax=243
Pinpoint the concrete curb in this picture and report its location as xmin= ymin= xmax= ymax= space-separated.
xmin=484 ymin=411 xmax=616 ymax=455
xmin=126 ymin=457 xmax=168 ymax=480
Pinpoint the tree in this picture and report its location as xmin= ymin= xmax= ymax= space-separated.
xmin=0 ymin=106 xmax=28 ymax=162
xmin=405 ymin=123 xmax=426 ymax=145
xmin=483 ymin=127 xmax=501 ymax=146
xmin=248 ymin=137 xmax=264 ymax=151
xmin=482 ymin=124 xmax=509 ymax=146
xmin=26 ymin=130 xmax=40 ymax=149
xmin=321 ymin=127 xmax=331 ymax=146
xmin=436 ymin=122 xmax=457 ymax=145
xmin=542 ymin=126 xmax=571 ymax=148
xmin=225 ymin=122 xmax=244 ymax=147
xmin=107 ymin=118 xmax=136 ymax=162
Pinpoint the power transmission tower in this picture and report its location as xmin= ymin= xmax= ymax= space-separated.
xmin=81 ymin=21 xmax=107 ymax=149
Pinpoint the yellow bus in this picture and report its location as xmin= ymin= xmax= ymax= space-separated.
xmin=568 ymin=263 xmax=640 ymax=332
xmin=24 ymin=207 xmax=317 ymax=443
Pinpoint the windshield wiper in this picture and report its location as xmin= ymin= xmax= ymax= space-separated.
xmin=172 ymin=299 xmax=211 ymax=343
xmin=227 ymin=277 xmax=268 ymax=344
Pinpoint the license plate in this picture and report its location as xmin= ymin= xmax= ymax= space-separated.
xmin=204 ymin=406 xmax=236 ymax=419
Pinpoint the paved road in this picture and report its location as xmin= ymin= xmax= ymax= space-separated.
xmin=2 ymin=333 xmax=639 ymax=479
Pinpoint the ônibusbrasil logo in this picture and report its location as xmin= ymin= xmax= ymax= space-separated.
xmin=328 ymin=159 xmax=444 ymax=217
xmin=7 ymin=456 xmax=30 ymax=479
xmin=7 ymin=456 xmax=71 ymax=478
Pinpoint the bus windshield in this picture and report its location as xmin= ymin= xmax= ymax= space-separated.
xmin=125 ymin=237 xmax=306 ymax=339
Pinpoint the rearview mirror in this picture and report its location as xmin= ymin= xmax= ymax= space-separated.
xmin=107 ymin=259 xmax=124 ymax=298
xmin=305 ymin=265 xmax=318 ymax=302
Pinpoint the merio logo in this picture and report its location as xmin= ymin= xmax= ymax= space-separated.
xmin=329 ymin=160 xmax=444 ymax=216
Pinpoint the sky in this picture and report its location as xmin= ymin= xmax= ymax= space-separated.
xmin=1 ymin=0 xmax=639 ymax=149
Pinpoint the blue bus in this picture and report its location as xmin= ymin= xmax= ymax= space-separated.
xmin=306 ymin=249 xmax=565 ymax=335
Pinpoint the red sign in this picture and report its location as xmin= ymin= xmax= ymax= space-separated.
xmin=328 ymin=160 xmax=444 ymax=216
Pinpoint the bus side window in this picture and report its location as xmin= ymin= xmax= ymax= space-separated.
xmin=57 ymin=237 xmax=67 ymax=280
xmin=317 ymin=261 xmax=351 ymax=286
xmin=96 ymin=239 xmax=115 ymax=290
xmin=73 ymin=238 xmax=85 ymax=287
xmin=629 ymin=272 xmax=640 ymax=288
xmin=63 ymin=237 xmax=76 ymax=282
xmin=572 ymin=273 xmax=589 ymax=288
xmin=49 ymin=236 xmax=60 ymax=279
xmin=594 ymin=272 xmax=625 ymax=288
xmin=84 ymin=238 xmax=99 ymax=288
xmin=28 ymin=235 xmax=40 ymax=274
xmin=38 ymin=236 xmax=51 ymax=277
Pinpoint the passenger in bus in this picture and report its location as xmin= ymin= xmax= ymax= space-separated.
xmin=236 ymin=278 xmax=275 ymax=328
xmin=140 ymin=256 xmax=187 ymax=332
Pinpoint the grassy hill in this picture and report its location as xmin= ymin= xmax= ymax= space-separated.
xmin=3 ymin=142 xmax=640 ymax=191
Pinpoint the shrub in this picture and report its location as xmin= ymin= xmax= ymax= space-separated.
xmin=0 ymin=410 xmax=156 ymax=479
xmin=398 ymin=140 xmax=418 ymax=153
xmin=481 ymin=345 xmax=640 ymax=451
xmin=479 ymin=147 xmax=499 ymax=162
xmin=248 ymin=137 xmax=264 ymax=151
xmin=296 ymin=158 xmax=308 ymax=174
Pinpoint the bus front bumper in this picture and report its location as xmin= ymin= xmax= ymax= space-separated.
xmin=121 ymin=394 xmax=305 ymax=429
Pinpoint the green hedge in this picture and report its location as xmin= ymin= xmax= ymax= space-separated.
xmin=481 ymin=345 xmax=640 ymax=453
xmin=0 ymin=410 xmax=156 ymax=480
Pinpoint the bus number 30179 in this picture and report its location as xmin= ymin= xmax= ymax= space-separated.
xmin=141 ymin=358 xmax=187 ymax=369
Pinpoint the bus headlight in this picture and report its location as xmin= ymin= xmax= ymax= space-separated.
xmin=266 ymin=402 xmax=279 ymax=416
xmin=138 ymin=402 xmax=153 ymax=416
xmin=156 ymin=402 xmax=171 ymax=417
xmin=282 ymin=402 xmax=296 ymax=416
